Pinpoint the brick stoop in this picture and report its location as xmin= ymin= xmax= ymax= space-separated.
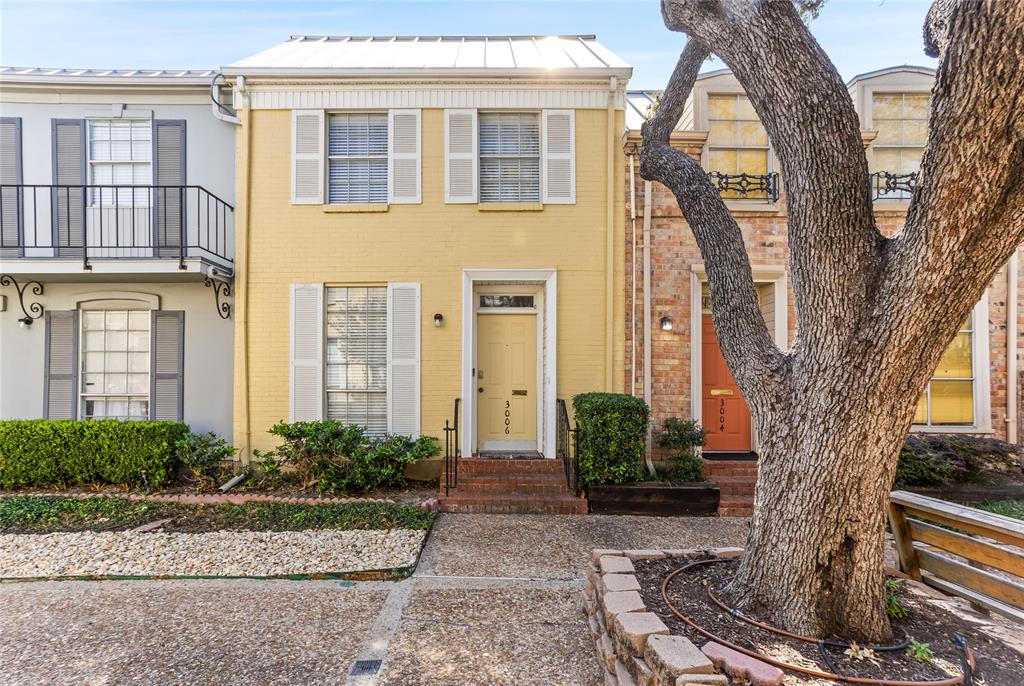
xmin=704 ymin=460 xmax=757 ymax=517
xmin=438 ymin=457 xmax=587 ymax=515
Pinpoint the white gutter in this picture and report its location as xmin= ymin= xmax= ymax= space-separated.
xmin=1008 ymin=249 xmax=1019 ymax=443
xmin=211 ymin=74 xmax=242 ymax=125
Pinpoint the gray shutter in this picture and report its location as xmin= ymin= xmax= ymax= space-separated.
xmin=44 ymin=310 xmax=79 ymax=419
xmin=0 ymin=117 xmax=22 ymax=257
xmin=51 ymin=119 xmax=85 ymax=257
xmin=290 ymin=284 xmax=324 ymax=421
xmin=153 ymin=120 xmax=186 ymax=257
xmin=151 ymin=310 xmax=184 ymax=421
xmin=387 ymin=283 xmax=420 ymax=436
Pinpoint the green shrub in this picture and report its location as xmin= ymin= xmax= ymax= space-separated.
xmin=0 ymin=419 xmax=188 ymax=489
xmin=175 ymin=432 xmax=236 ymax=489
xmin=894 ymin=435 xmax=986 ymax=488
xmin=657 ymin=418 xmax=707 ymax=482
xmin=574 ymin=392 xmax=649 ymax=486
xmin=263 ymin=420 xmax=440 ymax=492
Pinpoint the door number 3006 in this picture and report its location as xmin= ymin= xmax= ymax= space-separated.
xmin=504 ymin=400 xmax=511 ymax=435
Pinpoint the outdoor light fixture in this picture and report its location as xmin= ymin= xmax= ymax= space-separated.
xmin=660 ymin=316 xmax=673 ymax=331
xmin=433 ymin=313 xmax=444 ymax=328
xmin=18 ymin=317 xmax=32 ymax=328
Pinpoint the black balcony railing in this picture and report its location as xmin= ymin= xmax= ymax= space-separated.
xmin=870 ymin=171 xmax=918 ymax=200
xmin=708 ymin=171 xmax=780 ymax=203
xmin=0 ymin=184 xmax=234 ymax=271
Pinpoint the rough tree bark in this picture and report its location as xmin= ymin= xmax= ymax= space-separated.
xmin=639 ymin=0 xmax=1024 ymax=641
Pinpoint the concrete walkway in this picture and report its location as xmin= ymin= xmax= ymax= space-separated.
xmin=0 ymin=513 xmax=748 ymax=686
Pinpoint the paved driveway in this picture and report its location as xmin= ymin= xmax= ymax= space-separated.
xmin=0 ymin=513 xmax=748 ymax=686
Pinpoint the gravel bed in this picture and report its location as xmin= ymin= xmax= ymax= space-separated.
xmin=0 ymin=529 xmax=426 ymax=579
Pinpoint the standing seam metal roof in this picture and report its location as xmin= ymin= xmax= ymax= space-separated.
xmin=224 ymin=34 xmax=631 ymax=74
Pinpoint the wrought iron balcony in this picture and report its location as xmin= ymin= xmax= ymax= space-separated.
xmin=708 ymin=171 xmax=780 ymax=203
xmin=870 ymin=171 xmax=918 ymax=200
xmin=0 ymin=184 xmax=234 ymax=272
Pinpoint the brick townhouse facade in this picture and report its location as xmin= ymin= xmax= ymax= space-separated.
xmin=622 ymin=66 xmax=1023 ymax=515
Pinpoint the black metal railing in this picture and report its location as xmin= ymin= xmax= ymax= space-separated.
xmin=556 ymin=398 xmax=581 ymax=495
xmin=0 ymin=184 xmax=234 ymax=271
xmin=870 ymin=171 xmax=918 ymax=200
xmin=443 ymin=398 xmax=461 ymax=496
xmin=708 ymin=171 xmax=780 ymax=203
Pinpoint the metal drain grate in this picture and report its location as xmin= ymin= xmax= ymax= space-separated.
xmin=350 ymin=659 xmax=382 ymax=676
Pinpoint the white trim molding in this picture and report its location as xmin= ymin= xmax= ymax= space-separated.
xmin=461 ymin=268 xmax=557 ymax=458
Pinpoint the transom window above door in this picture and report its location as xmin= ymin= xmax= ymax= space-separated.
xmin=479 ymin=112 xmax=541 ymax=203
xmin=327 ymin=113 xmax=388 ymax=204
xmin=80 ymin=309 xmax=150 ymax=420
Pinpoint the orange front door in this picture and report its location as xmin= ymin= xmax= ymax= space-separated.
xmin=701 ymin=314 xmax=752 ymax=452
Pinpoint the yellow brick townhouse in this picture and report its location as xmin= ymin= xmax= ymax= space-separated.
xmin=224 ymin=35 xmax=632 ymax=500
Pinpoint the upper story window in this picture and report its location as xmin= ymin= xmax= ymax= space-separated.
xmin=871 ymin=93 xmax=929 ymax=179
xmin=327 ymin=113 xmax=388 ymax=204
xmin=88 ymin=120 xmax=151 ymax=206
xmin=706 ymin=94 xmax=770 ymax=199
xmin=479 ymin=112 xmax=540 ymax=203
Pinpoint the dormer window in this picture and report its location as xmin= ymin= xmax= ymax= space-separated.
xmin=707 ymin=94 xmax=770 ymax=199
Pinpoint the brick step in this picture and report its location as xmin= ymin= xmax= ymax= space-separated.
xmin=456 ymin=459 xmax=564 ymax=475
xmin=719 ymin=506 xmax=754 ymax=518
xmin=438 ymin=493 xmax=587 ymax=515
xmin=705 ymin=467 xmax=759 ymax=478
xmin=451 ymin=483 xmax=571 ymax=496
xmin=454 ymin=476 xmax=568 ymax=489
xmin=716 ymin=483 xmax=757 ymax=496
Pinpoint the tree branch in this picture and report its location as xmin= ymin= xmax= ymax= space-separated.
xmin=659 ymin=0 xmax=885 ymax=357
xmin=640 ymin=39 xmax=784 ymax=393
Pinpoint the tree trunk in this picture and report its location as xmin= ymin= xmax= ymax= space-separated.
xmin=640 ymin=0 xmax=1024 ymax=642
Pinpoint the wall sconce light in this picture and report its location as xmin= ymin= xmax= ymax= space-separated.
xmin=660 ymin=316 xmax=673 ymax=332
xmin=433 ymin=313 xmax=444 ymax=328
xmin=18 ymin=317 xmax=33 ymax=328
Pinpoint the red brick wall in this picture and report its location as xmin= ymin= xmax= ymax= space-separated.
xmin=623 ymin=141 xmax=1023 ymax=448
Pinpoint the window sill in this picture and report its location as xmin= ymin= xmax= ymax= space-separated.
xmin=910 ymin=426 xmax=993 ymax=435
xmin=724 ymin=199 xmax=782 ymax=215
xmin=478 ymin=202 xmax=544 ymax=212
xmin=323 ymin=204 xmax=389 ymax=214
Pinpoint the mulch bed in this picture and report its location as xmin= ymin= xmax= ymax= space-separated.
xmin=634 ymin=557 xmax=1024 ymax=686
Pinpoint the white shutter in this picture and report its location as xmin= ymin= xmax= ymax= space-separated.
xmin=291 ymin=110 xmax=324 ymax=204
xmin=388 ymin=109 xmax=421 ymax=204
xmin=290 ymin=283 xmax=323 ymax=421
xmin=387 ymin=283 xmax=420 ymax=436
xmin=542 ymin=109 xmax=576 ymax=204
xmin=445 ymin=109 xmax=477 ymax=203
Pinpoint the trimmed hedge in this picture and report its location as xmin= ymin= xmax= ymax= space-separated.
xmin=574 ymin=392 xmax=649 ymax=486
xmin=0 ymin=420 xmax=188 ymax=489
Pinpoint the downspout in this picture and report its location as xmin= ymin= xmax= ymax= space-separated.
xmin=629 ymin=153 xmax=637 ymax=396
xmin=642 ymin=179 xmax=654 ymax=475
xmin=210 ymin=73 xmax=241 ymax=126
xmin=233 ymin=76 xmax=254 ymax=459
xmin=1008 ymin=249 xmax=1019 ymax=443
xmin=605 ymin=76 xmax=617 ymax=391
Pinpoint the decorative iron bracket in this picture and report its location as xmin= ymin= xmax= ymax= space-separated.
xmin=0 ymin=275 xmax=45 ymax=325
xmin=203 ymin=277 xmax=232 ymax=319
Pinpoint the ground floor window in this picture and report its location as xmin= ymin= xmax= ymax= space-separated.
xmin=80 ymin=309 xmax=150 ymax=419
xmin=914 ymin=314 xmax=975 ymax=427
xmin=325 ymin=286 xmax=387 ymax=434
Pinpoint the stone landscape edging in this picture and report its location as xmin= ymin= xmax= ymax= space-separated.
xmin=0 ymin=490 xmax=438 ymax=509
xmin=583 ymin=546 xmax=785 ymax=686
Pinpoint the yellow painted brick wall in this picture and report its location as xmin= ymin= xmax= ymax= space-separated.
xmin=234 ymin=107 xmax=626 ymax=453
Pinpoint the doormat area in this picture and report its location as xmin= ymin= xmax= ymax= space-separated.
xmin=475 ymin=451 xmax=545 ymax=460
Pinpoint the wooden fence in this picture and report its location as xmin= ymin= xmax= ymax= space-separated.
xmin=888 ymin=490 xmax=1024 ymax=623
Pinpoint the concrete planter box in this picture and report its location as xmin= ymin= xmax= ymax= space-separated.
xmin=588 ymin=482 xmax=720 ymax=516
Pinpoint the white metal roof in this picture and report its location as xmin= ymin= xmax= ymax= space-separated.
xmin=0 ymin=66 xmax=218 ymax=86
xmin=846 ymin=64 xmax=936 ymax=87
xmin=224 ymin=35 xmax=632 ymax=78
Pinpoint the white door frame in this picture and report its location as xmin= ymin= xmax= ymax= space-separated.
xmin=689 ymin=265 xmax=788 ymax=453
xmin=462 ymin=269 xmax=557 ymax=457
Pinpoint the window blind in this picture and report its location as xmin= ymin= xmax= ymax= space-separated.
xmin=328 ymin=113 xmax=388 ymax=204
xmin=479 ymin=112 xmax=540 ymax=203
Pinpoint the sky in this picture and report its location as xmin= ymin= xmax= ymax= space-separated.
xmin=0 ymin=0 xmax=936 ymax=87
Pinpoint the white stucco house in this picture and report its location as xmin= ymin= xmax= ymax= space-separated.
xmin=0 ymin=67 xmax=237 ymax=437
